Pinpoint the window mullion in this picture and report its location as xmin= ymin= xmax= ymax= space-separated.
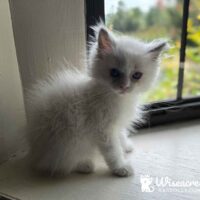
xmin=177 ymin=0 xmax=190 ymax=100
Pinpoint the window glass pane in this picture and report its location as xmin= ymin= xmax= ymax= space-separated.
xmin=183 ymin=0 xmax=200 ymax=98
xmin=105 ymin=0 xmax=182 ymax=103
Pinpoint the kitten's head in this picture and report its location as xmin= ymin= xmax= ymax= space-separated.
xmin=88 ymin=24 xmax=168 ymax=95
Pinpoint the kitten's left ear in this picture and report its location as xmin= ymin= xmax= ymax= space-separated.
xmin=147 ymin=39 xmax=169 ymax=60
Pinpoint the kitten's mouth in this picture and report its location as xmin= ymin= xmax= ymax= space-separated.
xmin=118 ymin=88 xmax=129 ymax=95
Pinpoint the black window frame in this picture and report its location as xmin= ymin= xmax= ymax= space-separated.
xmin=85 ymin=0 xmax=200 ymax=127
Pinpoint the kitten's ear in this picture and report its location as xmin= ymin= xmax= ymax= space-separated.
xmin=147 ymin=39 xmax=169 ymax=60
xmin=98 ymin=28 xmax=114 ymax=53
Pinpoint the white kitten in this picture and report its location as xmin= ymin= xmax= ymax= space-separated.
xmin=26 ymin=23 xmax=167 ymax=177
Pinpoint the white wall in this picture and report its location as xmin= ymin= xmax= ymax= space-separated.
xmin=0 ymin=0 xmax=26 ymax=163
xmin=9 ymin=0 xmax=86 ymax=93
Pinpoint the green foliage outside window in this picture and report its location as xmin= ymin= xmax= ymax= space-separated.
xmin=106 ymin=0 xmax=200 ymax=102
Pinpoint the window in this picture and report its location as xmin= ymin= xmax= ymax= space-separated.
xmin=85 ymin=0 xmax=200 ymax=126
xmin=105 ymin=0 xmax=181 ymax=103
xmin=183 ymin=0 xmax=200 ymax=98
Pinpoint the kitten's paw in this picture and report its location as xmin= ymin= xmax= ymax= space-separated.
xmin=124 ymin=144 xmax=134 ymax=153
xmin=112 ymin=163 xmax=134 ymax=177
xmin=76 ymin=160 xmax=94 ymax=174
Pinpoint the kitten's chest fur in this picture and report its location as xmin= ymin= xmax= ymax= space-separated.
xmin=83 ymin=81 xmax=138 ymax=131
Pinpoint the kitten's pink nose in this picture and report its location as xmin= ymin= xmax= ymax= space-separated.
xmin=120 ymin=85 xmax=129 ymax=91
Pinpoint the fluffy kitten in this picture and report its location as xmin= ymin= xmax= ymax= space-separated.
xmin=27 ymin=23 xmax=167 ymax=177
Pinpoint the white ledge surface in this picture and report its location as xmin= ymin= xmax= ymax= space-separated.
xmin=0 ymin=120 xmax=200 ymax=200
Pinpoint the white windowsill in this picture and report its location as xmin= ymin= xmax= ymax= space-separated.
xmin=0 ymin=120 xmax=200 ymax=200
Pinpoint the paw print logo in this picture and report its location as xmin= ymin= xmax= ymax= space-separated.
xmin=140 ymin=175 xmax=155 ymax=192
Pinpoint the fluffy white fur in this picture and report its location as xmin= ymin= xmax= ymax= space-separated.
xmin=27 ymin=23 xmax=167 ymax=177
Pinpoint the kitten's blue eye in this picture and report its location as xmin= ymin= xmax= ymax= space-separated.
xmin=132 ymin=72 xmax=143 ymax=80
xmin=110 ymin=68 xmax=121 ymax=78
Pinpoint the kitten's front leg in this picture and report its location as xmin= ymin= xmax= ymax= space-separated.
xmin=120 ymin=129 xmax=134 ymax=153
xmin=97 ymin=132 xmax=134 ymax=177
